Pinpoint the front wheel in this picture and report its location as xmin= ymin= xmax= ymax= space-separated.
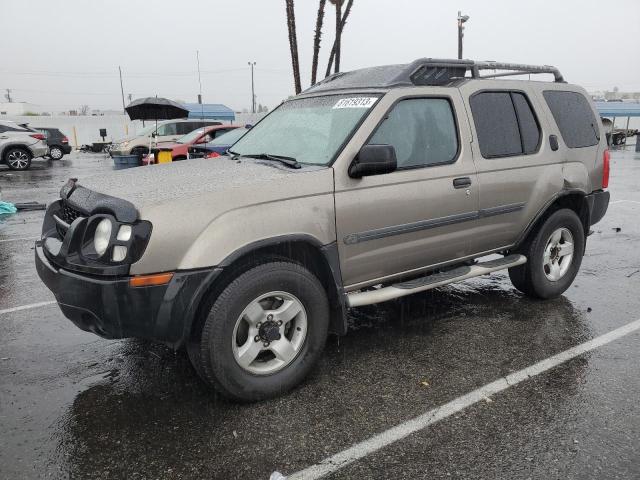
xmin=509 ymin=208 xmax=585 ymax=299
xmin=191 ymin=261 xmax=329 ymax=402
xmin=5 ymin=148 xmax=32 ymax=170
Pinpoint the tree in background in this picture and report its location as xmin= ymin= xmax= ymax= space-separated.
xmin=285 ymin=0 xmax=302 ymax=94
xmin=286 ymin=0 xmax=356 ymax=92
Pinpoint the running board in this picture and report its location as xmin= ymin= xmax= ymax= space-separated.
xmin=346 ymin=254 xmax=527 ymax=308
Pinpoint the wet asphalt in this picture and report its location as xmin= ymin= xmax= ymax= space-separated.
xmin=1 ymin=150 xmax=639 ymax=479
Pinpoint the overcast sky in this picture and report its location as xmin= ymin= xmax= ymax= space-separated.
xmin=2 ymin=0 xmax=639 ymax=112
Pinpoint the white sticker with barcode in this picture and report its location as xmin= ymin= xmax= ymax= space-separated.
xmin=333 ymin=97 xmax=378 ymax=109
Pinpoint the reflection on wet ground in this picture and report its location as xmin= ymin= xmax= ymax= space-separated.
xmin=1 ymin=151 xmax=640 ymax=479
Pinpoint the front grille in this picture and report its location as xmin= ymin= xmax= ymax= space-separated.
xmin=60 ymin=202 xmax=85 ymax=225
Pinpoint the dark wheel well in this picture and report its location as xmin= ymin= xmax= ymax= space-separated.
xmin=516 ymin=192 xmax=589 ymax=250
xmin=188 ymin=240 xmax=346 ymax=348
xmin=173 ymin=156 xmax=187 ymax=161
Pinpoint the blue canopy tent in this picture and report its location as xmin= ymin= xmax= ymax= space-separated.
xmin=182 ymin=103 xmax=235 ymax=122
xmin=595 ymin=101 xmax=640 ymax=147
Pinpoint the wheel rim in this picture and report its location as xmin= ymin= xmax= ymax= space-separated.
xmin=7 ymin=150 xmax=29 ymax=169
xmin=50 ymin=147 xmax=62 ymax=159
xmin=231 ymin=291 xmax=308 ymax=375
xmin=543 ymin=227 xmax=574 ymax=281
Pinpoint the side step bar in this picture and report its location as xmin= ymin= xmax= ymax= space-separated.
xmin=346 ymin=254 xmax=527 ymax=308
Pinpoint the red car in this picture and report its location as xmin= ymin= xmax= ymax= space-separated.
xmin=143 ymin=125 xmax=241 ymax=164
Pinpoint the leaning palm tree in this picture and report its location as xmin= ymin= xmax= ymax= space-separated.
xmin=311 ymin=0 xmax=327 ymax=85
xmin=325 ymin=0 xmax=354 ymax=77
xmin=285 ymin=0 xmax=302 ymax=94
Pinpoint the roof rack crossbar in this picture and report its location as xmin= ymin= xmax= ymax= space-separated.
xmin=401 ymin=58 xmax=565 ymax=86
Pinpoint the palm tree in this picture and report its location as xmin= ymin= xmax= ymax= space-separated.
xmin=325 ymin=0 xmax=354 ymax=78
xmin=285 ymin=0 xmax=302 ymax=94
xmin=311 ymin=0 xmax=327 ymax=86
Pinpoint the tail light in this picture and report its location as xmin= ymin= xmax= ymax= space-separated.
xmin=30 ymin=133 xmax=46 ymax=141
xmin=61 ymin=136 xmax=69 ymax=143
xmin=602 ymin=149 xmax=610 ymax=189
xmin=205 ymin=151 xmax=221 ymax=158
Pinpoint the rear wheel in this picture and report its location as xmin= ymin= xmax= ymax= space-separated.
xmin=5 ymin=148 xmax=32 ymax=170
xmin=190 ymin=261 xmax=329 ymax=402
xmin=509 ymin=208 xmax=584 ymax=299
xmin=49 ymin=146 xmax=64 ymax=160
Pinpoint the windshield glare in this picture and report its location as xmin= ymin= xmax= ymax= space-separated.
xmin=177 ymin=129 xmax=206 ymax=144
xmin=230 ymin=95 xmax=380 ymax=165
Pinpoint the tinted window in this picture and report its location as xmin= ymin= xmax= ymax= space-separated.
xmin=543 ymin=90 xmax=598 ymax=148
xmin=368 ymin=98 xmax=458 ymax=168
xmin=512 ymin=93 xmax=540 ymax=154
xmin=470 ymin=92 xmax=522 ymax=158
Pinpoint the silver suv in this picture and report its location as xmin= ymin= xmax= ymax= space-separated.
xmin=0 ymin=121 xmax=49 ymax=170
xmin=36 ymin=59 xmax=610 ymax=401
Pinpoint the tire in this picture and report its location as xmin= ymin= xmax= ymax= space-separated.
xmin=4 ymin=147 xmax=32 ymax=170
xmin=509 ymin=208 xmax=584 ymax=299
xmin=49 ymin=146 xmax=64 ymax=160
xmin=191 ymin=261 xmax=329 ymax=402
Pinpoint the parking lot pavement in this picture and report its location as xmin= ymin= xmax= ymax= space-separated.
xmin=1 ymin=150 xmax=639 ymax=479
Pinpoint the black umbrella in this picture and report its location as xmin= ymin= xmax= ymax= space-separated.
xmin=125 ymin=97 xmax=188 ymax=121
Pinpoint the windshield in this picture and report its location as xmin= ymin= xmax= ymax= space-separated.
xmin=176 ymin=128 xmax=207 ymax=144
xmin=209 ymin=127 xmax=248 ymax=146
xmin=230 ymin=94 xmax=380 ymax=165
xmin=136 ymin=123 xmax=161 ymax=137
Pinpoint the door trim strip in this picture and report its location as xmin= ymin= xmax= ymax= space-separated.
xmin=343 ymin=202 xmax=525 ymax=245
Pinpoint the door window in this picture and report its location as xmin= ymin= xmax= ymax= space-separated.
xmin=367 ymin=98 xmax=458 ymax=169
xmin=543 ymin=90 xmax=599 ymax=148
xmin=470 ymin=91 xmax=541 ymax=158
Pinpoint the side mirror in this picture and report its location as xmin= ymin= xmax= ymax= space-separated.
xmin=349 ymin=144 xmax=397 ymax=178
xmin=151 ymin=132 xmax=157 ymax=138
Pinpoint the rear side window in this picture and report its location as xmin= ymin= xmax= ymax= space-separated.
xmin=470 ymin=91 xmax=542 ymax=158
xmin=543 ymin=90 xmax=599 ymax=148
xmin=368 ymin=98 xmax=458 ymax=169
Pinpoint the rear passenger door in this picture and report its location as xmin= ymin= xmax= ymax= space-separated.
xmin=462 ymin=86 xmax=562 ymax=254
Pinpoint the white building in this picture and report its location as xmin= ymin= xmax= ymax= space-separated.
xmin=0 ymin=102 xmax=45 ymax=116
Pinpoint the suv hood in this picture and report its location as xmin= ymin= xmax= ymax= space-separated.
xmin=79 ymin=157 xmax=331 ymax=211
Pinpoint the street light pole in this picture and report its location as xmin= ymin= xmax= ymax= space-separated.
xmin=248 ymin=61 xmax=256 ymax=113
xmin=457 ymin=11 xmax=470 ymax=60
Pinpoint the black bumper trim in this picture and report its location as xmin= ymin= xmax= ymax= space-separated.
xmin=35 ymin=243 xmax=221 ymax=346
xmin=586 ymin=190 xmax=609 ymax=226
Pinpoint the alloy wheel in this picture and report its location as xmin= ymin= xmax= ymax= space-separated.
xmin=543 ymin=227 xmax=574 ymax=281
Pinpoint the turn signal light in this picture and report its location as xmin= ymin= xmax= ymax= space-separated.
xmin=129 ymin=272 xmax=174 ymax=288
xmin=602 ymin=149 xmax=610 ymax=189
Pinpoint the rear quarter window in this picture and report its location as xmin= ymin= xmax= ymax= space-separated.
xmin=543 ymin=90 xmax=599 ymax=148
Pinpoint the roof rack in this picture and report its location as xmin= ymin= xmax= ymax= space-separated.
xmin=398 ymin=58 xmax=565 ymax=86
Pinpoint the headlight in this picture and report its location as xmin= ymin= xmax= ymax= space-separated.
xmin=93 ymin=218 xmax=112 ymax=256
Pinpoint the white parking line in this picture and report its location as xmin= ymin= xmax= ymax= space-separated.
xmin=0 ymin=236 xmax=39 ymax=244
xmin=610 ymin=200 xmax=640 ymax=205
xmin=0 ymin=301 xmax=56 ymax=316
xmin=281 ymin=318 xmax=640 ymax=480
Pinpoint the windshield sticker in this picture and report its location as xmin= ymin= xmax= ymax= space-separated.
xmin=333 ymin=97 xmax=378 ymax=109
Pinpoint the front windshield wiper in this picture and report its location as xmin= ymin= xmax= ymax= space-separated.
xmin=236 ymin=153 xmax=302 ymax=169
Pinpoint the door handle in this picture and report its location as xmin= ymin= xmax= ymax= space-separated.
xmin=549 ymin=134 xmax=559 ymax=151
xmin=453 ymin=177 xmax=472 ymax=189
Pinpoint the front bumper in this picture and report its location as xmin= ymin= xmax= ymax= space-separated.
xmin=35 ymin=242 xmax=221 ymax=346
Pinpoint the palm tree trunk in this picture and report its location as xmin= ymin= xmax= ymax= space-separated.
xmin=285 ymin=0 xmax=302 ymax=94
xmin=311 ymin=0 xmax=326 ymax=86
xmin=334 ymin=0 xmax=342 ymax=74
xmin=325 ymin=0 xmax=353 ymax=78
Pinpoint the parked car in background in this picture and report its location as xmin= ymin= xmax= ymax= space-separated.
xmin=0 ymin=120 xmax=49 ymax=170
xmin=110 ymin=119 xmax=222 ymax=157
xmin=36 ymin=127 xmax=72 ymax=160
xmin=143 ymin=125 xmax=242 ymax=164
xmin=188 ymin=126 xmax=250 ymax=159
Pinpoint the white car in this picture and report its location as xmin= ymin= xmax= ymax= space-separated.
xmin=0 ymin=121 xmax=49 ymax=170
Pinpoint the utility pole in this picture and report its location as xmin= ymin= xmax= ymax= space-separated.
xmin=196 ymin=50 xmax=203 ymax=105
xmin=248 ymin=61 xmax=256 ymax=113
xmin=4 ymin=89 xmax=12 ymax=103
xmin=118 ymin=66 xmax=126 ymax=112
xmin=457 ymin=11 xmax=470 ymax=60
